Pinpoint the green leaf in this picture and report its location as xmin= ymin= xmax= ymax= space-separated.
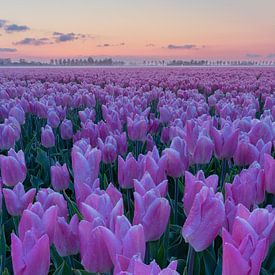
xmin=36 ymin=148 xmax=50 ymax=183
xmin=260 ymin=267 xmax=271 ymax=275
xmin=2 ymin=268 xmax=10 ymax=275
xmin=63 ymin=191 xmax=83 ymax=220
xmin=202 ymin=246 xmax=217 ymax=275
xmin=53 ymin=261 xmax=72 ymax=275
xmin=263 ymin=243 xmax=275 ymax=273
xmin=30 ymin=175 xmax=44 ymax=188
xmin=50 ymin=246 xmax=63 ymax=269
xmin=72 ymin=269 xmax=97 ymax=275
xmin=214 ymin=253 xmax=222 ymax=275
xmin=0 ymin=225 xmax=6 ymax=273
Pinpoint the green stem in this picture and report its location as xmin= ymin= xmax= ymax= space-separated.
xmin=174 ymin=177 xmax=179 ymax=225
xmin=220 ymin=158 xmax=227 ymax=189
xmin=187 ymin=245 xmax=195 ymax=275
xmin=145 ymin=242 xmax=151 ymax=264
xmin=127 ymin=189 xmax=132 ymax=221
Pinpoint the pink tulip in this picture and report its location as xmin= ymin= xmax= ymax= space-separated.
xmin=19 ymin=202 xmax=58 ymax=244
xmin=60 ymin=119 xmax=73 ymax=140
xmin=114 ymin=254 xmax=178 ymax=275
xmin=263 ymin=153 xmax=275 ymax=194
xmin=9 ymin=105 xmax=25 ymax=125
xmin=0 ymin=149 xmax=26 ymax=187
xmin=162 ymin=137 xmax=188 ymax=178
xmin=11 ymin=231 xmax=50 ymax=275
xmin=134 ymin=172 xmax=168 ymax=197
xmin=233 ymin=137 xmax=259 ymax=166
xmin=81 ymin=187 xmax=123 ymax=232
xmin=50 ymin=162 xmax=70 ymax=191
xmin=225 ymin=163 xmax=265 ymax=209
xmin=74 ymin=179 xmax=100 ymax=207
xmin=72 ymin=139 xmax=101 ymax=186
xmin=222 ymin=204 xmax=271 ymax=275
xmin=182 ymin=186 xmax=225 ymax=251
xmin=139 ymin=147 xmax=167 ymax=184
xmin=118 ymin=153 xmax=141 ymax=189
xmin=0 ymin=122 xmax=18 ymax=150
xmin=79 ymin=221 xmax=120 ymax=273
xmin=183 ymin=170 xmax=218 ymax=215
xmin=98 ymin=135 xmax=118 ymax=164
xmin=113 ymin=131 xmax=127 ymax=156
xmin=127 ymin=116 xmax=148 ymax=142
xmin=47 ymin=109 xmax=60 ymax=128
xmin=211 ymin=123 xmax=239 ymax=159
xmin=101 ymin=215 xmax=146 ymax=263
xmin=133 ymin=190 xmax=170 ymax=241
xmin=3 ymin=183 xmax=36 ymax=216
xmin=192 ymin=134 xmax=214 ymax=165
xmin=36 ymin=188 xmax=68 ymax=218
xmin=41 ymin=125 xmax=55 ymax=148
xmin=53 ymin=214 xmax=79 ymax=257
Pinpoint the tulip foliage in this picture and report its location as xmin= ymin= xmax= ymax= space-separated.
xmin=0 ymin=68 xmax=274 ymax=275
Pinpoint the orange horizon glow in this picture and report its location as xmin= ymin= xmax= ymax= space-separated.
xmin=0 ymin=0 xmax=274 ymax=61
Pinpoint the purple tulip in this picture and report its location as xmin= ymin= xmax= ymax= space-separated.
xmin=233 ymin=136 xmax=259 ymax=166
xmin=79 ymin=108 xmax=96 ymax=123
xmin=60 ymin=119 xmax=73 ymax=140
xmin=134 ymin=172 xmax=168 ymax=197
xmin=211 ymin=123 xmax=239 ymax=159
xmin=133 ymin=190 xmax=170 ymax=241
xmin=127 ymin=116 xmax=148 ymax=142
xmin=74 ymin=179 xmax=100 ymax=208
xmin=11 ymin=231 xmax=50 ymax=275
xmin=100 ymin=215 xmax=146 ymax=263
xmin=3 ymin=183 xmax=36 ymax=216
xmin=113 ymin=131 xmax=127 ymax=156
xmin=139 ymin=146 xmax=167 ymax=184
xmin=79 ymin=221 xmax=120 ymax=273
xmin=183 ymin=170 xmax=218 ymax=215
xmin=53 ymin=214 xmax=80 ymax=257
xmin=222 ymin=203 xmax=272 ymax=275
xmin=72 ymin=139 xmax=102 ymax=186
xmin=0 ymin=122 xmax=18 ymax=150
xmin=248 ymin=120 xmax=273 ymax=145
xmin=162 ymin=136 xmax=189 ymax=178
xmin=114 ymin=254 xmax=178 ymax=275
xmin=81 ymin=192 xmax=123 ymax=232
xmin=225 ymin=163 xmax=265 ymax=209
xmin=192 ymin=134 xmax=214 ymax=165
xmin=263 ymin=153 xmax=275 ymax=194
xmin=19 ymin=202 xmax=58 ymax=244
xmin=9 ymin=105 xmax=25 ymax=125
xmin=50 ymin=162 xmax=70 ymax=191
xmin=36 ymin=188 xmax=68 ymax=218
xmin=47 ymin=109 xmax=60 ymax=128
xmin=118 ymin=153 xmax=141 ymax=189
xmin=41 ymin=125 xmax=55 ymax=148
xmin=98 ymin=135 xmax=118 ymax=164
xmin=182 ymin=186 xmax=225 ymax=252
xmin=0 ymin=149 xmax=26 ymax=187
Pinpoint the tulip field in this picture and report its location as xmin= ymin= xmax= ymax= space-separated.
xmin=0 ymin=67 xmax=275 ymax=275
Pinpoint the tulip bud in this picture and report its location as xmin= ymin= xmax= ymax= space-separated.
xmin=11 ymin=231 xmax=50 ymax=275
xmin=54 ymin=214 xmax=79 ymax=257
xmin=60 ymin=119 xmax=73 ymax=140
xmin=0 ymin=149 xmax=26 ymax=187
xmin=182 ymin=186 xmax=225 ymax=251
xmin=3 ymin=182 xmax=35 ymax=216
xmin=50 ymin=162 xmax=70 ymax=191
xmin=41 ymin=125 xmax=55 ymax=148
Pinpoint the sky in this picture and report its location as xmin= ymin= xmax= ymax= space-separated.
xmin=0 ymin=0 xmax=274 ymax=61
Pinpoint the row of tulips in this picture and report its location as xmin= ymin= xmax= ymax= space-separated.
xmin=0 ymin=67 xmax=274 ymax=275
